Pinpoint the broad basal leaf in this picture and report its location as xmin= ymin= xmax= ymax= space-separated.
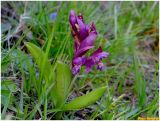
xmin=25 ymin=42 xmax=55 ymax=86
xmin=53 ymin=61 xmax=71 ymax=108
xmin=63 ymin=86 xmax=106 ymax=110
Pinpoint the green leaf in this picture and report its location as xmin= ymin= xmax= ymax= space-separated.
xmin=1 ymin=90 xmax=11 ymax=106
xmin=63 ymin=86 xmax=106 ymax=110
xmin=53 ymin=61 xmax=71 ymax=108
xmin=1 ymin=80 xmax=17 ymax=105
xmin=24 ymin=42 xmax=55 ymax=86
xmin=1 ymin=92 xmax=11 ymax=120
xmin=1 ymin=80 xmax=18 ymax=93
xmin=1 ymin=80 xmax=17 ymax=119
xmin=1 ymin=55 xmax=11 ymax=73
xmin=133 ymin=55 xmax=146 ymax=107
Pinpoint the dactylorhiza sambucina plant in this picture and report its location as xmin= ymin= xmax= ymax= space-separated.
xmin=25 ymin=10 xmax=108 ymax=119
xmin=69 ymin=10 xmax=109 ymax=75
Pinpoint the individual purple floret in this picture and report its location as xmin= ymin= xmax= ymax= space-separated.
xmin=85 ymin=47 xmax=109 ymax=73
xmin=69 ymin=10 xmax=109 ymax=75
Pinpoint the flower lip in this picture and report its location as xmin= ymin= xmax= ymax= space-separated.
xmin=72 ymin=57 xmax=86 ymax=65
xmin=97 ymin=62 xmax=105 ymax=70
xmin=72 ymin=65 xmax=81 ymax=75
xmin=75 ymin=46 xmax=94 ymax=58
xmin=91 ymin=47 xmax=109 ymax=62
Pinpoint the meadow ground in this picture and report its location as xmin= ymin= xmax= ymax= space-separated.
xmin=1 ymin=1 xmax=159 ymax=120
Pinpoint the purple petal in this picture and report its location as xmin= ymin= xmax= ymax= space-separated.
xmin=97 ymin=62 xmax=105 ymax=70
xmin=85 ymin=58 xmax=95 ymax=73
xmin=86 ymin=66 xmax=91 ymax=73
xmin=85 ymin=24 xmax=90 ymax=32
xmin=91 ymin=47 xmax=109 ymax=62
xmin=75 ymin=46 xmax=94 ymax=57
xmin=77 ymin=17 xmax=88 ymax=41
xmin=72 ymin=57 xmax=86 ymax=65
xmin=79 ymin=32 xmax=97 ymax=50
xmin=93 ymin=52 xmax=109 ymax=62
xmin=72 ymin=65 xmax=81 ymax=75
xmin=69 ymin=10 xmax=77 ymax=27
xmin=72 ymin=57 xmax=87 ymax=75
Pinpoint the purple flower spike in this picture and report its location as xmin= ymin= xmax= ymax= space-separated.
xmin=69 ymin=10 xmax=109 ymax=75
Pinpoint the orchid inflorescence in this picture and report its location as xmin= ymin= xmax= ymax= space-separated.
xmin=69 ymin=10 xmax=109 ymax=75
